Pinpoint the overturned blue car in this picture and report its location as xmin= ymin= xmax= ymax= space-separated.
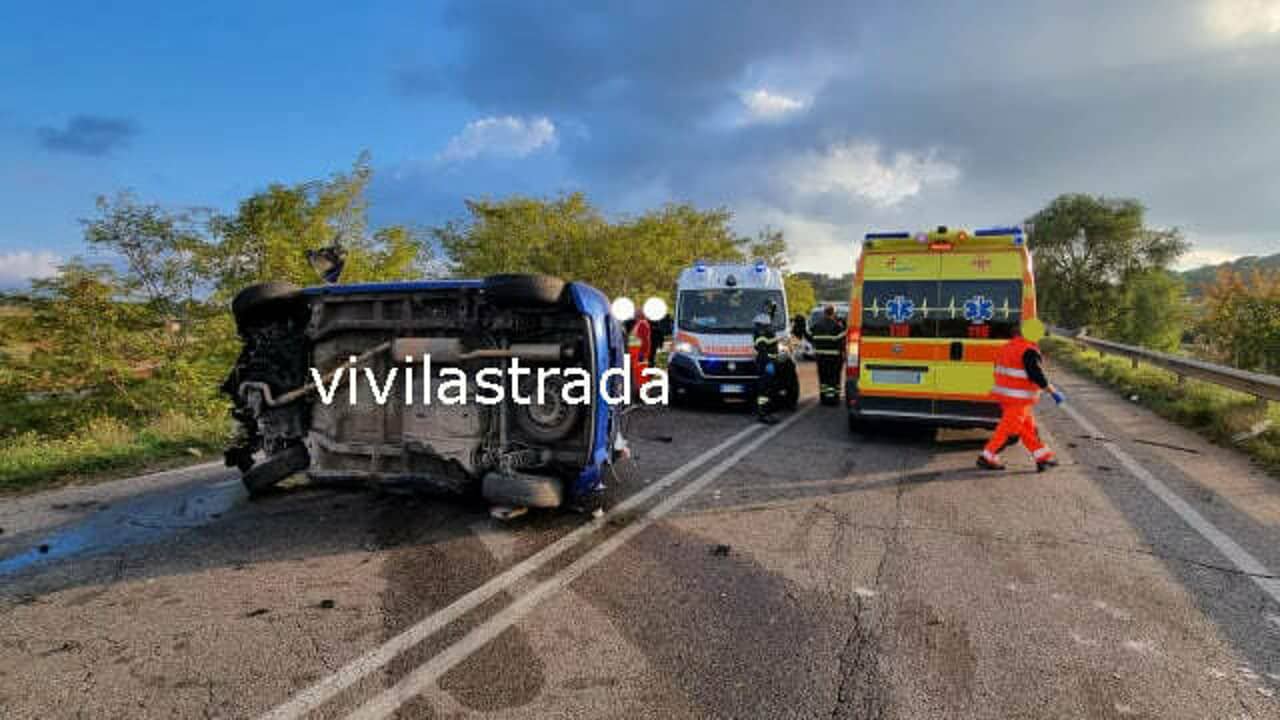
xmin=221 ymin=273 xmax=626 ymax=512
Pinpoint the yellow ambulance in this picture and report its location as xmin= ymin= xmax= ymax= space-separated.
xmin=844 ymin=226 xmax=1038 ymax=430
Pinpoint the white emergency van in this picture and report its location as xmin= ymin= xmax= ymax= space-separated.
xmin=667 ymin=260 xmax=799 ymax=407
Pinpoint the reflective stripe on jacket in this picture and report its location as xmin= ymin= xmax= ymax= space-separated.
xmin=810 ymin=317 xmax=845 ymax=356
xmin=753 ymin=332 xmax=779 ymax=360
xmin=991 ymin=336 xmax=1041 ymax=402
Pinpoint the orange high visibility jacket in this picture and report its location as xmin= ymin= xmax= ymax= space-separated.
xmin=991 ymin=336 xmax=1042 ymax=403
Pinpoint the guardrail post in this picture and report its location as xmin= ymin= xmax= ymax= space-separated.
xmin=1131 ymin=358 xmax=1139 ymax=370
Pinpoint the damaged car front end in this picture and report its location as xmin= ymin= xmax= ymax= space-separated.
xmin=221 ymin=274 xmax=626 ymax=512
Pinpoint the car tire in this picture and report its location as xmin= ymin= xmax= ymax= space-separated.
xmin=232 ymin=281 xmax=303 ymax=324
xmin=483 ymin=273 xmax=567 ymax=306
xmin=241 ymin=442 xmax=310 ymax=496
xmin=483 ymin=471 xmax=564 ymax=509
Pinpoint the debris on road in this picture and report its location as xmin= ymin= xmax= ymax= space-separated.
xmin=318 ymin=599 xmax=336 ymax=609
xmin=246 ymin=608 xmax=270 ymax=618
xmin=710 ymin=543 xmax=731 ymax=557
xmin=1232 ymin=418 xmax=1272 ymax=444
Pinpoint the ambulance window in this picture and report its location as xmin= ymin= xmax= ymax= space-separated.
xmin=936 ymin=280 xmax=1023 ymax=339
xmin=860 ymin=281 xmax=937 ymax=338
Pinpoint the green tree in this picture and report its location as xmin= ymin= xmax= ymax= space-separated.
xmin=206 ymin=155 xmax=428 ymax=297
xmin=435 ymin=193 xmax=743 ymax=300
xmin=1201 ymin=269 xmax=1280 ymax=373
xmin=1111 ymin=270 xmax=1189 ymax=352
xmin=1027 ymin=194 xmax=1188 ymax=332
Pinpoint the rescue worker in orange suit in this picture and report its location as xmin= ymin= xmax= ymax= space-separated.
xmin=628 ymin=312 xmax=652 ymax=393
xmin=753 ymin=300 xmax=781 ymax=425
xmin=978 ymin=318 xmax=1065 ymax=472
xmin=810 ymin=305 xmax=846 ymax=406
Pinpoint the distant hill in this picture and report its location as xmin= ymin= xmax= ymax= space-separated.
xmin=1180 ymin=253 xmax=1280 ymax=294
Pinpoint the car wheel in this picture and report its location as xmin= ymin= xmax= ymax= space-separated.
xmin=483 ymin=471 xmax=564 ymax=509
xmin=241 ymin=442 xmax=310 ymax=496
xmin=483 ymin=273 xmax=567 ymax=306
xmin=512 ymin=373 xmax=583 ymax=442
xmin=231 ymin=281 xmax=303 ymax=325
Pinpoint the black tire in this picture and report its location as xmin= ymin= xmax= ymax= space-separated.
xmin=482 ymin=471 xmax=564 ymax=509
xmin=848 ymin=413 xmax=864 ymax=434
xmin=483 ymin=273 xmax=567 ymax=306
xmin=783 ymin=367 xmax=800 ymax=410
xmin=242 ymin=442 xmax=310 ymax=496
xmin=232 ymin=281 xmax=302 ymax=324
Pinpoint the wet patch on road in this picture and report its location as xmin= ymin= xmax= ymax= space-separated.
xmin=0 ymin=480 xmax=246 ymax=578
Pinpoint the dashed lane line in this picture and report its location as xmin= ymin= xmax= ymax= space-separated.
xmin=1059 ymin=402 xmax=1280 ymax=607
xmin=259 ymin=412 xmax=792 ymax=720
xmin=345 ymin=402 xmax=816 ymax=720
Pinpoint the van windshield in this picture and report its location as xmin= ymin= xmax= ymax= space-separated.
xmin=677 ymin=289 xmax=786 ymax=334
xmin=861 ymin=280 xmax=1022 ymax=339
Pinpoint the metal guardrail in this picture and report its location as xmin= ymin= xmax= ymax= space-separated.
xmin=1048 ymin=326 xmax=1280 ymax=404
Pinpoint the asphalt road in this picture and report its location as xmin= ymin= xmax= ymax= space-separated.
xmin=2 ymin=364 xmax=1280 ymax=719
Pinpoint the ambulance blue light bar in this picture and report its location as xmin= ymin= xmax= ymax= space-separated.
xmin=753 ymin=259 xmax=767 ymax=273
xmin=864 ymin=231 xmax=910 ymax=240
xmin=694 ymin=259 xmax=707 ymax=272
xmin=974 ymin=226 xmax=1023 ymax=237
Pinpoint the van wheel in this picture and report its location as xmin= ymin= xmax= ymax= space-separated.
xmin=483 ymin=274 xmax=566 ymax=306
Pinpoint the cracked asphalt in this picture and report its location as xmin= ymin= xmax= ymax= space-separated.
xmin=2 ymin=363 xmax=1280 ymax=719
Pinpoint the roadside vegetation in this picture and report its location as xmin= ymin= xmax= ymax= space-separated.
xmin=1042 ymin=336 xmax=1280 ymax=477
xmin=0 ymin=154 xmax=816 ymax=493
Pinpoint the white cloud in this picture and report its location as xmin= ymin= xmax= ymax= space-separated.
xmin=0 ymin=251 xmax=61 ymax=286
xmin=733 ymin=204 xmax=858 ymax=275
xmin=438 ymin=115 xmax=557 ymax=163
xmin=1204 ymin=0 xmax=1280 ymax=41
xmin=739 ymin=88 xmax=808 ymax=122
xmin=785 ymin=141 xmax=960 ymax=208
xmin=1175 ymin=247 xmax=1243 ymax=270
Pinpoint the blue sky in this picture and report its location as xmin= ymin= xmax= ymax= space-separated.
xmin=2 ymin=0 xmax=1279 ymax=286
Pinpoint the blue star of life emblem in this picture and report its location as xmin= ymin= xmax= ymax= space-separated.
xmin=964 ymin=295 xmax=994 ymax=323
xmin=886 ymin=295 xmax=915 ymax=324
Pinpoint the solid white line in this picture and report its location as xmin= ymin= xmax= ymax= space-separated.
xmin=346 ymin=403 xmax=815 ymax=720
xmin=1059 ymin=403 xmax=1280 ymax=606
xmin=260 ymin=416 xmax=772 ymax=720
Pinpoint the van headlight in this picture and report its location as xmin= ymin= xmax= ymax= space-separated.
xmin=674 ymin=340 xmax=698 ymax=356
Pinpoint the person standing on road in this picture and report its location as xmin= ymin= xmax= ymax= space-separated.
xmin=810 ymin=305 xmax=846 ymax=406
xmin=753 ymin=301 xmax=782 ymax=425
xmin=978 ymin=318 xmax=1065 ymax=472
xmin=628 ymin=312 xmax=652 ymax=393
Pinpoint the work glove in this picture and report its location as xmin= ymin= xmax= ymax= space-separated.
xmin=764 ymin=361 xmax=776 ymax=376
xmin=1051 ymin=390 xmax=1066 ymax=405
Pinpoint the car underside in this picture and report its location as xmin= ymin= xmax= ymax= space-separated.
xmin=221 ymin=274 xmax=616 ymax=510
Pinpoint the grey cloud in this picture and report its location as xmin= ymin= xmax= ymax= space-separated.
xmin=37 ymin=114 xmax=139 ymax=156
xmin=384 ymin=0 xmax=1280 ymax=266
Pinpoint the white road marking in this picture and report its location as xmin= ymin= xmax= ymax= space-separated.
xmin=1267 ymin=614 xmax=1280 ymax=631
xmin=260 ymin=415 xmax=779 ymax=720
xmin=346 ymin=404 xmax=815 ymax=720
xmin=1060 ymin=403 xmax=1280 ymax=608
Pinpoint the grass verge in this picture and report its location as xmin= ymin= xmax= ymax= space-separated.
xmin=1042 ymin=336 xmax=1280 ymax=477
xmin=0 ymin=413 xmax=230 ymax=494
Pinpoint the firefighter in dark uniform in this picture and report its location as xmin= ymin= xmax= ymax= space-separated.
xmin=753 ymin=300 xmax=781 ymax=424
xmin=810 ymin=304 xmax=846 ymax=406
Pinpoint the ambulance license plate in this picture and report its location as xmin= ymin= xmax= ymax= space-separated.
xmin=720 ymin=383 xmax=746 ymax=394
xmin=872 ymin=369 xmax=922 ymax=385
